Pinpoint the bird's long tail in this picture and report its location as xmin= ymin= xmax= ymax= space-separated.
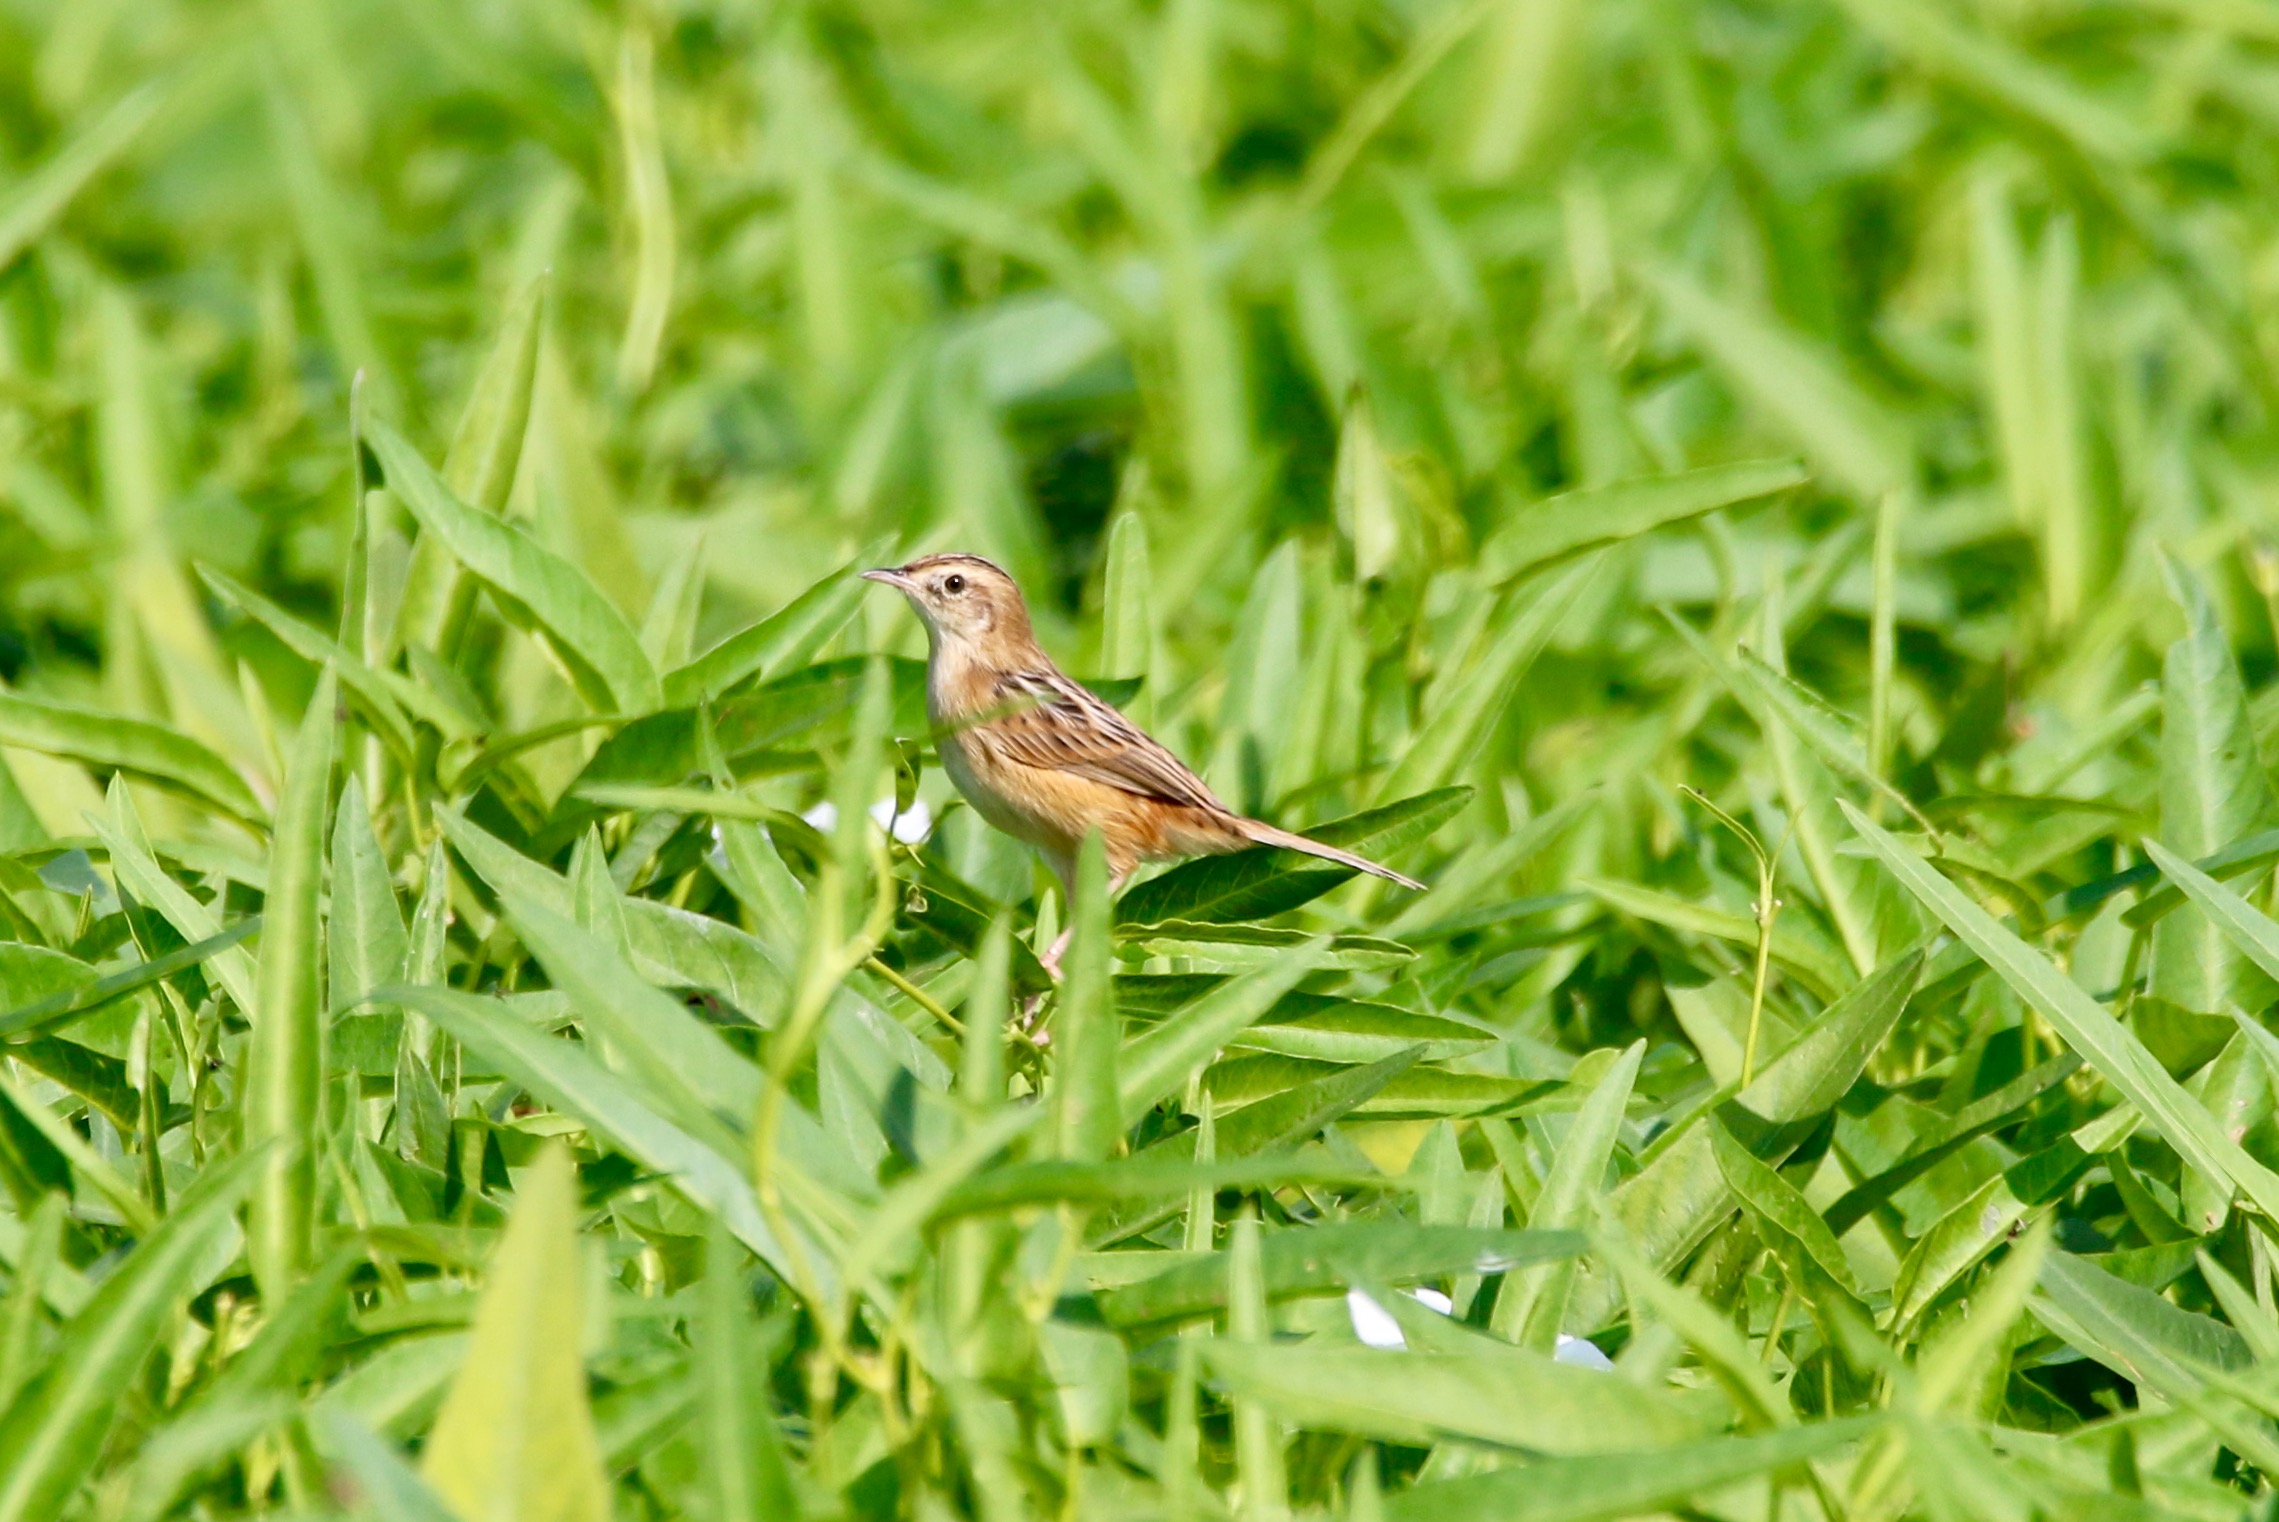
xmin=1234 ymin=819 xmax=1426 ymax=891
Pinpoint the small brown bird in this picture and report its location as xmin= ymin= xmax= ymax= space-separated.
xmin=864 ymin=553 xmax=1422 ymax=969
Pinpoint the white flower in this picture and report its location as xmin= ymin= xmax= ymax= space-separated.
xmin=1346 ymin=1288 xmax=1405 ymax=1349
xmin=1344 ymin=1286 xmax=1612 ymax=1369
xmin=801 ymin=797 xmax=933 ymax=845
xmin=1554 ymin=1333 xmax=1615 ymax=1370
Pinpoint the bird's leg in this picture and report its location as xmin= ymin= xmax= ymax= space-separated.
xmin=1022 ymin=866 xmax=1129 ymax=1037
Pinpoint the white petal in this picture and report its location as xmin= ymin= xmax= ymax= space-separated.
xmin=802 ymin=801 xmax=839 ymax=832
xmin=1346 ymin=1288 xmax=1406 ymax=1349
xmin=1554 ymin=1333 xmax=1615 ymax=1371
xmin=1407 ymin=1287 xmax=1454 ymax=1315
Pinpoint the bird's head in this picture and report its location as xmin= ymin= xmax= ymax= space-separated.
xmin=862 ymin=553 xmax=1032 ymax=651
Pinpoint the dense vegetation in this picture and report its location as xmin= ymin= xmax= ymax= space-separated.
xmin=8 ymin=0 xmax=2279 ymax=1516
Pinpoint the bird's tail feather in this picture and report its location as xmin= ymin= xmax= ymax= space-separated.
xmin=1235 ymin=819 xmax=1425 ymax=891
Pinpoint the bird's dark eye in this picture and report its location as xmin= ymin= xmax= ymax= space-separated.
xmin=944 ymin=574 xmax=966 ymax=594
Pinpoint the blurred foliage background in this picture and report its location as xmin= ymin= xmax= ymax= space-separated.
xmin=9 ymin=0 xmax=2279 ymax=1517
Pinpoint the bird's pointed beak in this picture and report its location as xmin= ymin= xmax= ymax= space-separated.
xmin=861 ymin=568 xmax=914 ymax=591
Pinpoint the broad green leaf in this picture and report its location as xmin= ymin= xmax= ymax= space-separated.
xmin=1056 ymin=832 xmax=1120 ymax=1162
xmin=1100 ymin=510 xmax=1154 ymax=726
xmin=1118 ymin=787 xmax=1470 ymax=925
xmin=501 ymin=891 xmax=759 ymax=1136
xmin=1495 ymin=1040 xmax=1638 ymax=1348
xmin=370 ymin=421 xmax=660 ymax=714
xmin=662 ymin=553 xmax=874 ymax=707
xmin=0 ymin=1149 xmax=261 ymax=1522
xmin=933 ymin=1156 xmax=1383 ymax=1219
xmin=1118 ymin=935 xmax=1330 ymax=1125
xmin=198 ymin=565 xmax=424 ymax=761
xmin=1381 ymin=1419 xmax=1873 ymax=1522
xmin=246 ymin=668 xmax=336 ymax=1300
xmin=1711 ymin=1119 xmax=1863 ymax=1303
xmin=420 ymin=1145 xmax=610 ymax=1522
xmin=2033 ymin=1250 xmax=2253 ymax=1417
xmin=439 ymin=805 xmax=786 ymax=1020
xmin=1204 ymin=1340 xmax=1707 ymax=1455
xmin=383 ymin=983 xmax=818 ymax=1291
xmin=2151 ymin=557 xmax=2279 ymax=1012
xmin=1848 ymin=803 xmax=2279 ymax=1222
xmin=1571 ymin=948 xmax=1920 ymax=1329
xmin=1480 ymin=459 xmax=1807 ymax=585
xmin=0 ymin=693 xmax=262 ymax=826
xmin=329 ymin=785 xmax=406 ymax=1017
xmin=1822 ymin=1052 xmax=2079 ymax=1236
xmin=1120 ymin=921 xmax=1413 ymax=971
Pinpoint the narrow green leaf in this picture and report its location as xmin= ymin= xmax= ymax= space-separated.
xmin=1641 ymin=263 xmax=1910 ymax=499
xmin=247 ymin=668 xmax=337 ymax=1300
xmin=500 ymin=890 xmax=760 ymax=1133
xmin=370 ymin=421 xmax=660 ymax=714
xmin=1496 ymin=1041 xmax=1639 ymax=1348
xmin=0 ymin=693 xmax=262 ymax=826
xmin=1848 ymin=802 xmax=2279 ymax=1222
xmin=0 ymin=81 xmax=169 ymax=274
xmin=392 ymin=278 xmax=547 ymax=659
xmin=0 ymin=1149 xmax=262 ymax=1522
xmin=934 ymin=1156 xmax=1383 ymax=1219
xmin=198 ymin=565 xmax=428 ymax=760
xmin=697 ymin=1221 xmax=798 ymax=1522
xmin=1119 ymin=787 xmax=1469 ymax=926
xmin=1571 ymin=948 xmax=1920 ymax=1330
xmin=1480 ymin=459 xmax=1806 ymax=585
xmin=1712 ymin=1117 xmax=1865 ymax=1321
xmin=1583 ymin=877 xmax=1848 ymax=1001
xmin=1376 ymin=561 xmax=1593 ymax=803
xmin=662 ymin=553 xmax=873 ymax=708
xmin=1205 ymin=1340 xmax=1707 ymax=1454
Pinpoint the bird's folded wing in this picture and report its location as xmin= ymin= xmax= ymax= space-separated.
xmin=978 ymin=669 xmax=1225 ymax=812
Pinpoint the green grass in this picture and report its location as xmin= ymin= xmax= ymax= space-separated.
xmin=4 ymin=0 xmax=2279 ymax=1517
